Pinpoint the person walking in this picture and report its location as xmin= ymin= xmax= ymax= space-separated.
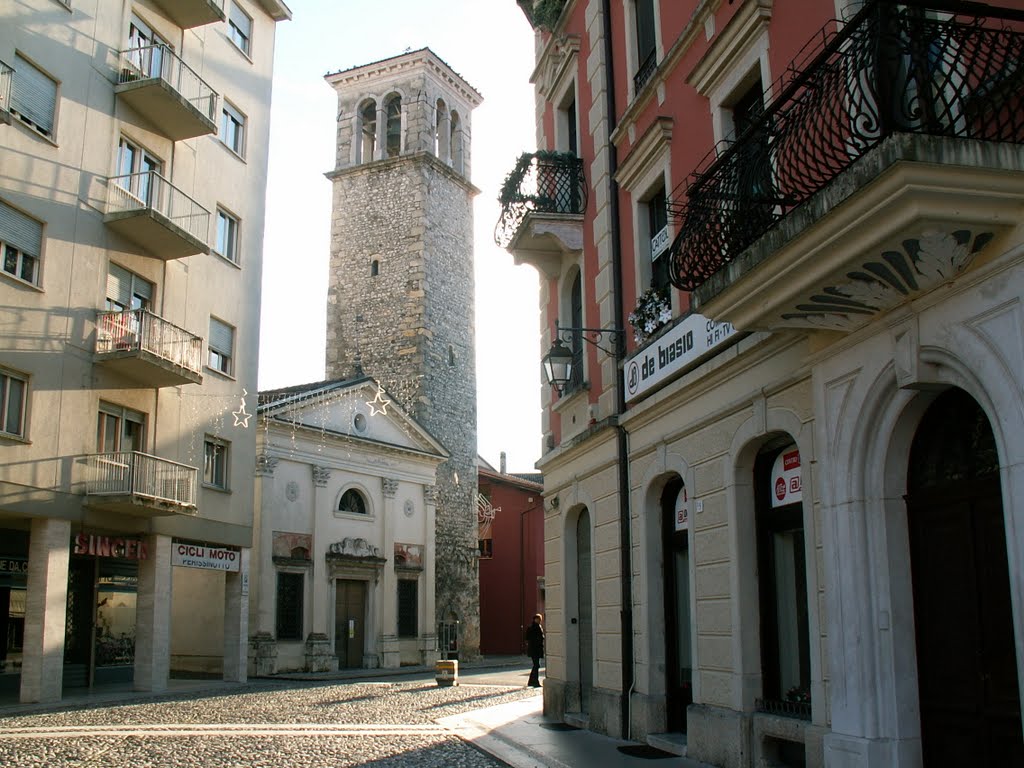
xmin=525 ymin=613 xmax=544 ymax=688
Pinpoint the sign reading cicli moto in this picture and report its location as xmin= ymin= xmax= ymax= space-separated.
xmin=172 ymin=541 xmax=240 ymax=572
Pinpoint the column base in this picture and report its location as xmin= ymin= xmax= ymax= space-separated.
xmin=303 ymin=633 xmax=337 ymax=673
xmin=248 ymin=632 xmax=278 ymax=677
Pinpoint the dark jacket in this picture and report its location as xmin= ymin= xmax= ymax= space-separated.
xmin=526 ymin=621 xmax=545 ymax=659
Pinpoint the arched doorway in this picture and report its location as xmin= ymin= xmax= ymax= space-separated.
xmin=576 ymin=508 xmax=593 ymax=713
xmin=905 ymin=388 xmax=1023 ymax=765
xmin=661 ymin=477 xmax=692 ymax=732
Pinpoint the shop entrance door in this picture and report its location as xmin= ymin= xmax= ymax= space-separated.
xmin=906 ymin=388 xmax=1023 ymax=766
xmin=662 ymin=478 xmax=692 ymax=733
xmin=576 ymin=509 xmax=593 ymax=713
xmin=63 ymin=558 xmax=93 ymax=688
xmin=334 ymin=580 xmax=366 ymax=669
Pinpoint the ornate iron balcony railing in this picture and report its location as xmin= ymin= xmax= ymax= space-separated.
xmin=634 ymin=49 xmax=658 ymax=94
xmin=667 ymin=0 xmax=1024 ymax=291
xmin=495 ymin=151 xmax=588 ymax=248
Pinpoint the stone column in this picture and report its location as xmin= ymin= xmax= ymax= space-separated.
xmin=381 ymin=477 xmax=399 ymax=668
xmin=422 ymin=484 xmax=439 ymax=665
xmin=305 ymin=465 xmax=335 ymax=672
xmin=224 ymin=548 xmax=249 ymax=683
xmin=135 ymin=533 xmax=172 ymax=692
xmin=20 ymin=518 xmax=70 ymax=704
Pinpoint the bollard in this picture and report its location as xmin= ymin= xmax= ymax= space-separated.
xmin=435 ymin=659 xmax=458 ymax=687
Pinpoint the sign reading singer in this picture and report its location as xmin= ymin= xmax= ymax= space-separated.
xmin=172 ymin=542 xmax=240 ymax=572
xmin=625 ymin=313 xmax=736 ymax=402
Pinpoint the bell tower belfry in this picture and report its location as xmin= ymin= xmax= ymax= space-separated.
xmin=324 ymin=49 xmax=483 ymax=659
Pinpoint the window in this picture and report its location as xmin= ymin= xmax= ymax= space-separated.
xmin=397 ymin=579 xmax=418 ymax=638
xmin=370 ymin=259 xmax=379 ymax=277
xmin=0 ymin=370 xmax=27 ymax=438
xmin=127 ymin=13 xmax=167 ymax=80
xmin=385 ymin=95 xmax=401 ymax=158
xmin=228 ymin=2 xmax=252 ymax=56
xmin=96 ymin=403 xmax=145 ymax=453
xmin=106 ymin=263 xmax=152 ymax=312
xmin=11 ymin=53 xmax=57 ymax=138
xmin=338 ymin=489 xmax=367 ymax=515
xmin=203 ymin=437 xmax=229 ymax=489
xmin=0 ymin=199 xmax=42 ymax=286
xmin=116 ymin=137 xmax=162 ymax=204
xmin=563 ymin=271 xmax=584 ymax=395
xmin=730 ymin=78 xmax=775 ymax=229
xmin=208 ymin=317 xmax=235 ymax=375
xmin=644 ymin=187 xmax=670 ymax=292
xmin=215 ymin=208 xmax=239 ymax=263
xmin=634 ymin=0 xmax=657 ymax=92
xmin=220 ymin=101 xmax=246 ymax=157
xmin=276 ymin=572 xmax=304 ymax=640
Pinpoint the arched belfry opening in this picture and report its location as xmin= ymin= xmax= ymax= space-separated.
xmin=358 ymin=99 xmax=377 ymax=163
xmin=384 ymin=94 xmax=402 ymax=158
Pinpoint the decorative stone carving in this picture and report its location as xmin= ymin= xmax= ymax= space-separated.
xmin=382 ymin=478 xmax=399 ymax=498
xmin=312 ymin=465 xmax=331 ymax=487
xmin=424 ymin=485 xmax=438 ymax=505
xmin=328 ymin=537 xmax=382 ymax=559
xmin=285 ymin=481 xmax=300 ymax=502
xmin=255 ymin=454 xmax=278 ymax=477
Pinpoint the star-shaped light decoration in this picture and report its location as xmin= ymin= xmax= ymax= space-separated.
xmin=233 ymin=389 xmax=252 ymax=428
xmin=366 ymin=385 xmax=391 ymax=416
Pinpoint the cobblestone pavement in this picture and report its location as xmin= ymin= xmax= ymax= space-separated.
xmin=0 ymin=679 xmax=540 ymax=767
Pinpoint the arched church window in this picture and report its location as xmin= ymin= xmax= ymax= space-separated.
xmin=339 ymin=488 xmax=367 ymax=515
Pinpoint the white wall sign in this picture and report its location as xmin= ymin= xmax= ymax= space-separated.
xmin=172 ymin=542 xmax=241 ymax=572
xmin=770 ymin=446 xmax=803 ymax=508
xmin=625 ymin=313 xmax=736 ymax=402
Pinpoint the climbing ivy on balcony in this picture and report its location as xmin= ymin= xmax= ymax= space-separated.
xmin=495 ymin=150 xmax=587 ymax=249
xmin=525 ymin=0 xmax=567 ymax=30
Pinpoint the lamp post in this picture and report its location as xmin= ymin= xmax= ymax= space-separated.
xmin=541 ymin=326 xmax=624 ymax=393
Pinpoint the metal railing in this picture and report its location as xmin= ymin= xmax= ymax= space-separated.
xmin=95 ymin=308 xmax=203 ymax=375
xmin=495 ymin=151 xmax=588 ymax=248
xmin=0 ymin=61 xmax=12 ymax=115
xmin=85 ymin=451 xmax=198 ymax=509
xmin=106 ymin=170 xmax=210 ymax=245
xmin=634 ymin=49 xmax=657 ymax=94
xmin=667 ymin=0 xmax=1024 ymax=291
xmin=756 ymin=696 xmax=812 ymax=721
xmin=117 ymin=43 xmax=218 ymax=123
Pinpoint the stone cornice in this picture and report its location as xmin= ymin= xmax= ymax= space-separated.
xmin=325 ymin=151 xmax=481 ymax=197
xmin=325 ymin=48 xmax=482 ymax=108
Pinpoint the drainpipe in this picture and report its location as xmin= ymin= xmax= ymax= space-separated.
xmin=600 ymin=0 xmax=634 ymax=740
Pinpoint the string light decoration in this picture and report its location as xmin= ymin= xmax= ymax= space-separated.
xmin=232 ymin=389 xmax=252 ymax=428
xmin=365 ymin=385 xmax=391 ymax=416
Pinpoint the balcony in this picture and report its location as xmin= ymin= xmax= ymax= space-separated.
xmin=667 ymin=1 xmax=1024 ymax=333
xmin=0 ymin=61 xmax=12 ymax=125
xmin=115 ymin=44 xmax=218 ymax=141
xmin=84 ymin=451 xmax=198 ymax=516
xmin=94 ymin=309 xmax=203 ymax=387
xmin=105 ymin=171 xmax=211 ymax=259
xmin=151 ymin=0 xmax=226 ymax=28
xmin=495 ymin=151 xmax=587 ymax=277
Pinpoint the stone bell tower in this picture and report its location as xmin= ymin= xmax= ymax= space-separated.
xmin=324 ymin=49 xmax=483 ymax=659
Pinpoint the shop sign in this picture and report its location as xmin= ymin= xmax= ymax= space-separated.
xmin=172 ymin=542 xmax=240 ymax=572
xmin=625 ymin=313 xmax=736 ymax=403
xmin=0 ymin=557 xmax=28 ymax=574
xmin=74 ymin=534 xmax=148 ymax=560
xmin=674 ymin=486 xmax=690 ymax=532
xmin=770 ymin=447 xmax=803 ymax=508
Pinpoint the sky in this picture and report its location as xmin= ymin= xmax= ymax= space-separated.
xmin=257 ymin=1 xmax=543 ymax=473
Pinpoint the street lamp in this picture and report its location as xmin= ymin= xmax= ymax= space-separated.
xmin=541 ymin=326 xmax=624 ymax=393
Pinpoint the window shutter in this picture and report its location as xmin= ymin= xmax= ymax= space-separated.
xmin=0 ymin=199 xmax=42 ymax=257
xmin=209 ymin=318 xmax=234 ymax=353
xmin=229 ymin=3 xmax=252 ymax=36
xmin=12 ymin=55 xmax=57 ymax=134
xmin=106 ymin=263 xmax=131 ymax=307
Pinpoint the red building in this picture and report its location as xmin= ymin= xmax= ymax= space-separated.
xmin=477 ymin=456 xmax=544 ymax=656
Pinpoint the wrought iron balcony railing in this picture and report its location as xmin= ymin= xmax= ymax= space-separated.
xmin=106 ymin=170 xmax=211 ymax=245
xmin=85 ymin=451 xmax=198 ymax=511
xmin=96 ymin=309 xmax=204 ymax=375
xmin=667 ymin=0 xmax=1024 ymax=292
xmin=495 ymin=151 xmax=588 ymax=249
xmin=0 ymin=60 xmax=12 ymax=118
xmin=634 ymin=49 xmax=658 ymax=95
xmin=116 ymin=44 xmax=218 ymax=124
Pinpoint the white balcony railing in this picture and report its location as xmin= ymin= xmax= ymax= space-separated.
xmin=0 ymin=61 xmax=13 ymax=115
xmin=106 ymin=170 xmax=210 ymax=245
xmin=96 ymin=309 xmax=203 ymax=375
xmin=116 ymin=44 xmax=218 ymax=123
xmin=86 ymin=451 xmax=197 ymax=509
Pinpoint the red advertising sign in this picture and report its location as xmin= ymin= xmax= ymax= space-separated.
xmin=770 ymin=447 xmax=803 ymax=508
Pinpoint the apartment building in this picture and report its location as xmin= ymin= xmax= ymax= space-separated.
xmin=0 ymin=0 xmax=289 ymax=703
xmin=503 ymin=1 xmax=1024 ymax=766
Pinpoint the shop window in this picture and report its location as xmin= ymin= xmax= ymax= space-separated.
xmin=397 ymin=579 xmax=418 ymax=638
xmin=276 ymin=571 xmax=304 ymax=640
